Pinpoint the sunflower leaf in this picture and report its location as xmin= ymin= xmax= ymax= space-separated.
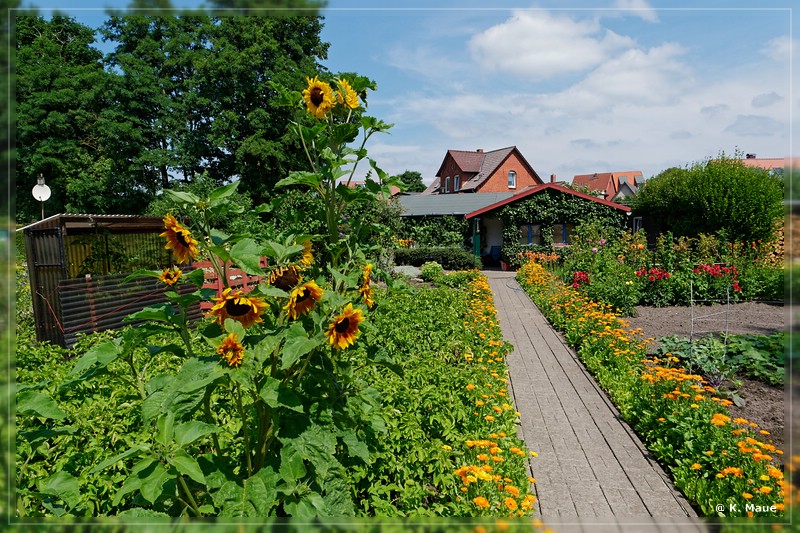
xmin=208 ymin=182 xmax=239 ymax=204
xmin=275 ymin=171 xmax=323 ymax=190
xmin=281 ymin=323 xmax=321 ymax=370
xmin=229 ymin=238 xmax=264 ymax=275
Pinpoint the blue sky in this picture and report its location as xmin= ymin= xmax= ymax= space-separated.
xmin=20 ymin=0 xmax=797 ymax=184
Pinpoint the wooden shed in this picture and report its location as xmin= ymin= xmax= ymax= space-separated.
xmin=18 ymin=214 xmax=201 ymax=347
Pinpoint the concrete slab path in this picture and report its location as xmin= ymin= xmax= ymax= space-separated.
xmin=485 ymin=270 xmax=706 ymax=531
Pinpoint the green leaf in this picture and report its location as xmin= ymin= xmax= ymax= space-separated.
xmin=16 ymin=390 xmax=67 ymax=420
xmin=256 ymin=283 xmax=289 ymax=298
xmin=279 ymin=443 xmax=307 ymax=483
xmin=123 ymin=268 xmax=162 ymax=283
xmin=258 ymin=377 xmax=304 ymax=413
xmin=169 ymin=450 xmax=205 ymax=484
xmin=341 ymin=429 xmax=370 ymax=463
xmin=155 ymin=412 xmax=175 ymax=447
xmin=275 ymin=171 xmax=323 ymax=190
xmin=164 ymin=189 xmax=199 ymax=205
xmin=229 ymin=238 xmax=265 ymax=275
xmin=208 ymin=245 xmax=232 ymax=263
xmin=125 ymin=303 xmax=175 ymax=323
xmin=20 ymin=426 xmax=78 ymax=445
xmin=174 ymin=421 xmax=218 ymax=448
xmin=37 ymin=471 xmax=81 ymax=509
xmin=140 ymin=462 xmax=174 ymax=504
xmin=90 ymin=445 xmax=148 ymax=474
xmin=284 ymin=492 xmax=327 ymax=519
xmin=184 ymin=268 xmax=206 ymax=288
xmin=68 ymin=339 xmax=121 ymax=378
xmin=281 ymin=323 xmax=321 ymax=370
xmin=208 ymin=182 xmax=239 ymax=204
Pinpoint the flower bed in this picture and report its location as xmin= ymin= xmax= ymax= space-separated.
xmin=517 ymin=260 xmax=788 ymax=519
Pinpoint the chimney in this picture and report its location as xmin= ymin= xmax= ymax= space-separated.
xmin=550 ymin=174 xmax=556 ymax=183
xmin=746 ymin=153 xmax=756 ymax=159
xmin=476 ymin=148 xmax=483 ymax=153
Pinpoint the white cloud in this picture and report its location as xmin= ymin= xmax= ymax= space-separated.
xmin=536 ymin=42 xmax=690 ymax=111
xmin=612 ymin=0 xmax=658 ymax=22
xmin=723 ymin=115 xmax=785 ymax=137
xmin=761 ymin=36 xmax=797 ymax=62
xmin=467 ymin=10 xmax=634 ymax=80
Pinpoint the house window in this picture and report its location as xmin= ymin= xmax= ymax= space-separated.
xmin=552 ymin=223 xmax=575 ymax=245
xmin=444 ymin=176 xmax=451 ymax=193
xmin=508 ymin=170 xmax=517 ymax=189
xmin=633 ymin=216 xmax=643 ymax=232
xmin=454 ymin=175 xmax=461 ymax=191
xmin=519 ymin=224 xmax=541 ymax=246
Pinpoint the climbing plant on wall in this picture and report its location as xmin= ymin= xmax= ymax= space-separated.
xmin=498 ymin=189 xmax=627 ymax=266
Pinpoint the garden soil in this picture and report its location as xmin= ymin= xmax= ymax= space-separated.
xmin=625 ymin=302 xmax=792 ymax=458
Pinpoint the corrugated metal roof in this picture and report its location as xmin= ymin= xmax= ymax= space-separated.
xmin=398 ymin=192 xmax=516 ymax=217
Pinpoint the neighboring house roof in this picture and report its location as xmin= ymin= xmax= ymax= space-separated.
xmin=612 ymin=180 xmax=639 ymax=201
xmin=740 ymin=157 xmax=800 ymax=171
xmin=432 ymin=146 xmax=543 ymax=193
xmin=398 ymin=192 xmax=516 ymax=217
xmin=465 ymin=183 xmax=631 ymax=220
xmin=421 ymin=177 xmax=440 ymax=195
xmin=572 ymin=170 xmax=642 ymax=198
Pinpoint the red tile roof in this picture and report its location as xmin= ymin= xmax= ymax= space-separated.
xmin=571 ymin=171 xmax=642 ymax=197
xmin=740 ymin=157 xmax=800 ymax=170
xmin=465 ymin=183 xmax=630 ymax=220
xmin=434 ymin=146 xmax=542 ymax=192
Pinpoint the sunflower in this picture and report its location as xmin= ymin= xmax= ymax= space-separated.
xmin=302 ymin=76 xmax=335 ymax=119
xmin=267 ymin=265 xmax=302 ymax=292
xmin=160 ymin=214 xmax=200 ymax=264
xmin=284 ymin=280 xmax=324 ymax=320
xmin=359 ymin=263 xmax=374 ymax=308
xmin=217 ymin=332 xmax=245 ymax=367
xmin=325 ymin=303 xmax=364 ymax=350
xmin=159 ymin=266 xmax=182 ymax=286
xmin=209 ymin=288 xmax=268 ymax=328
xmin=335 ymin=78 xmax=360 ymax=109
xmin=300 ymin=240 xmax=313 ymax=267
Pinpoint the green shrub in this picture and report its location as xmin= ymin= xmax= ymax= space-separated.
xmin=394 ymin=246 xmax=481 ymax=270
xmin=420 ymin=261 xmax=444 ymax=282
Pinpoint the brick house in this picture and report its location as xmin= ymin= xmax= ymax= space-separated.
xmin=422 ymin=146 xmax=544 ymax=194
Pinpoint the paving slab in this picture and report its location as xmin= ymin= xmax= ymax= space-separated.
xmin=485 ymin=270 xmax=706 ymax=530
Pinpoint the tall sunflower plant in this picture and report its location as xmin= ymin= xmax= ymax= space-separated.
xmin=271 ymin=74 xmax=399 ymax=270
xmin=63 ymin=83 xmax=400 ymax=515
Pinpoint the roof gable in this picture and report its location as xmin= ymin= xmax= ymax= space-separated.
xmin=465 ymin=183 xmax=631 ymax=220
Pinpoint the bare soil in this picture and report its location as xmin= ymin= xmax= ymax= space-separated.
xmin=625 ymin=302 xmax=789 ymax=457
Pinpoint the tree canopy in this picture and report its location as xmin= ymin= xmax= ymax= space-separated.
xmin=14 ymin=12 xmax=329 ymax=223
xmin=632 ymin=154 xmax=784 ymax=242
xmin=392 ymin=170 xmax=426 ymax=193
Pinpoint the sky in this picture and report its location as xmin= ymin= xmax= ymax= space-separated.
xmin=18 ymin=0 xmax=798 ymax=185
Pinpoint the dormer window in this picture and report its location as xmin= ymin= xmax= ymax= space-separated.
xmin=508 ymin=170 xmax=517 ymax=189
xmin=454 ymin=175 xmax=461 ymax=191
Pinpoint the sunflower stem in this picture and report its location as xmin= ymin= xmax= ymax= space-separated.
xmin=234 ymin=382 xmax=253 ymax=478
xmin=177 ymin=475 xmax=203 ymax=517
xmin=202 ymin=389 xmax=221 ymax=455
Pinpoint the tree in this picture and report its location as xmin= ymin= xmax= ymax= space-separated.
xmin=633 ymin=153 xmax=784 ymax=242
xmin=392 ymin=170 xmax=425 ymax=193
xmin=15 ymin=15 xmax=114 ymax=222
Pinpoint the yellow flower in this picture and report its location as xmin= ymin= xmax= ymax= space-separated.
xmin=300 ymin=240 xmax=313 ymax=267
xmin=742 ymin=492 xmax=754 ymax=500
xmin=284 ymin=280 xmax=324 ymax=320
xmin=690 ymin=463 xmax=702 ymax=470
xmin=160 ymin=214 xmax=199 ymax=264
xmin=209 ymin=288 xmax=268 ymax=328
xmin=759 ymin=486 xmax=772 ymax=494
xmin=303 ymin=76 xmax=334 ymax=119
xmin=336 ymin=78 xmax=360 ymax=109
xmin=217 ymin=332 xmax=245 ymax=367
xmin=159 ymin=266 xmax=182 ymax=286
xmin=442 ymin=445 xmax=452 ymax=451
xmin=325 ymin=303 xmax=364 ymax=349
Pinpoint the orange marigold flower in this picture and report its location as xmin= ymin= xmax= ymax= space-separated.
xmin=742 ymin=492 xmax=754 ymax=500
xmin=504 ymin=497 xmax=518 ymax=511
xmin=690 ymin=463 xmax=702 ymax=470
xmin=472 ymin=496 xmax=490 ymax=509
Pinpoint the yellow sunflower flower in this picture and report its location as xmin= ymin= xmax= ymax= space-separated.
xmin=284 ymin=280 xmax=324 ymax=320
xmin=159 ymin=266 xmax=182 ymax=286
xmin=209 ymin=288 xmax=268 ymax=328
xmin=325 ymin=303 xmax=364 ymax=349
xmin=359 ymin=263 xmax=375 ymax=308
xmin=335 ymin=78 xmax=359 ymax=109
xmin=300 ymin=240 xmax=313 ymax=267
xmin=303 ymin=76 xmax=334 ymax=119
xmin=160 ymin=214 xmax=200 ymax=264
xmin=217 ymin=332 xmax=245 ymax=367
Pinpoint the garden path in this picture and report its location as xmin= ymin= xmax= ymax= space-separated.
xmin=485 ymin=270 xmax=706 ymax=532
